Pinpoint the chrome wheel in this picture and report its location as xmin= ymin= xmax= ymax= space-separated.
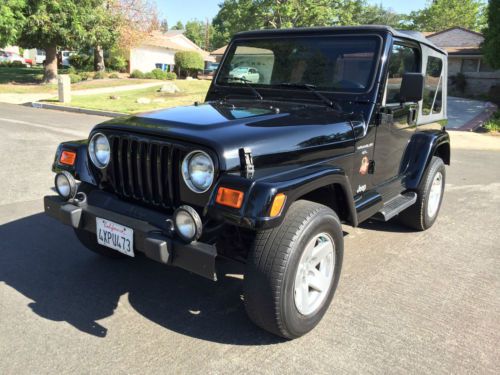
xmin=294 ymin=233 xmax=335 ymax=316
xmin=427 ymin=171 xmax=443 ymax=218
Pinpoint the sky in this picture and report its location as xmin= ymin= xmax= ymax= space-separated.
xmin=154 ymin=0 xmax=430 ymax=25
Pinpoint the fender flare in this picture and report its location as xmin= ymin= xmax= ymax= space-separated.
xmin=207 ymin=165 xmax=357 ymax=230
xmin=402 ymin=130 xmax=450 ymax=190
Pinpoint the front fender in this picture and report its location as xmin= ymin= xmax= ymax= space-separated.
xmin=207 ymin=165 xmax=357 ymax=230
xmin=52 ymin=140 xmax=97 ymax=186
xmin=402 ymin=130 xmax=450 ymax=190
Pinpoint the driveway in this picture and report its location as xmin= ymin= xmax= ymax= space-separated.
xmin=447 ymin=96 xmax=496 ymax=130
xmin=0 ymin=103 xmax=499 ymax=374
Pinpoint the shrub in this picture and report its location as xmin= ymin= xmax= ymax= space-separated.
xmin=68 ymin=54 xmax=92 ymax=70
xmin=93 ymin=71 xmax=106 ymax=79
xmin=79 ymin=71 xmax=91 ymax=81
xmin=69 ymin=73 xmax=82 ymax=84
xmin=108 ymin=56 xmax=128 ymax=73
xmin=150 ymin=68 xmax=168 ymax=80
xmin=144 ymin=72 xmax=155 ymax=79
xmin=108 ymin=73 xmax=119 ymax=79
xmin=484 ymin=111 xmax=500 ymax=132
xmin=130 ymin=69 xmax=145 ymax=79
xmin=174 ymin=51 xmax=204 ymax=77
xmin=451 ymin=73 xmax=467 ymax=93
xmin=67 ymin=66 xmax=77 ymax=74
xmin=11 ymin=60 xmax=25 ymax=67
xmin=166 ymin=72 xmax=177 ymax=80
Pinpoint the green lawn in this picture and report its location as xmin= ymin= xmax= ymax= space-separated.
xmin=48 ymin=80 xmax=212 ymax=114
xmin=0 ymin=66 xmax=162 ymax=94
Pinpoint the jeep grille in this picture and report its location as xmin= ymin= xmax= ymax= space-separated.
xmin=108 ymin=135 xmax=176 ymax=207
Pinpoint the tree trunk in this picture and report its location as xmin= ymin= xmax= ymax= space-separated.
xmin=94 ymin=46 xmax=105 ymax=72
xmin=44 ymin=44 xmax=58 ymax=84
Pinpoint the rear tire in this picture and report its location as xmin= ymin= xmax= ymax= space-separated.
xmin=74 ymin=229 xmax=127 ymax=258
xmin=399 ymin=156 xmax=446 ymax=231
xmin=244 ymin=200 xmax=343 ymax=339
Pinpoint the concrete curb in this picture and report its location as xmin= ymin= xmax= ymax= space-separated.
xmin=30 ymin=102 xmax=126 ymax=118
xmin=452 ymin=101 xmax=498 ymax=132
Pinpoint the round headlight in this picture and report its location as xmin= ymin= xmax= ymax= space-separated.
xmin=55 ymin=171 xmax=77 ymax=200
xmin=173 ymin=205 xmax=202 ymax=242
xmin=182 ymin=151 xmax=214 ymax=193
xmin=89 ymin=133 xmax=110 ymax=168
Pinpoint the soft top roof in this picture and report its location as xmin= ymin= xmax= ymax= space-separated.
xmin=234 ymin=25 xmax=446 ymax=55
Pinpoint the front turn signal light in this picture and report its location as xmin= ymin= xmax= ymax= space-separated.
xmin=270 ymin=193 xmax=286 ymax=217
xmin=216 ymin=187 xmax=244 ymax=209
xmin=59 ymin=150 xmax=76 ymax=166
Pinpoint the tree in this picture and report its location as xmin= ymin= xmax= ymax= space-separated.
xmin=18 ymin=1 xmax=90 ymax=83
xmin=160 ymin=19 xmax=169 ymax=32
xmin=0 ymin=0 xmax=26 ymax=48
xmin=184 ymin=19 xmax=214 ymax=50
xmin=351 ymin=1 xmax=404 ymax=28
xmin=174 ymin=51 xmax=204 ymax=77
xmin=171 ymin=21 xmax=184 ymax=30
xmin=409 ymin=0 xmax=486 ymax=32
xmin=83 ymin=1 xmax=121 ymax=72
xmin=211 ymin=0 xmax=370 ymax=49
xmin=483 ymin=0 xmax=500 ymax=69
xmin=113 ymin=0 xmax=160 ymax=50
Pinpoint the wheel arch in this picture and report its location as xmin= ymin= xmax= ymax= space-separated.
xmin=403 ymin=130 xmax=450 ymax=190
xmin=208 ymin=166 xmax=358 ymax=229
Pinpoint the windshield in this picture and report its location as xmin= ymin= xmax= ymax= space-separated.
xmin=216 ymin=35 xmax=381 ymax=93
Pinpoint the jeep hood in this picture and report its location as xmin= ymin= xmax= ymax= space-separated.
xmin=95 ymin=101 xmax=358 ymax=171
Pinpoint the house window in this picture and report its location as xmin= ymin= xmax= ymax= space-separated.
xmin=386 ymin=44 xmax=419 ymax=104
xmin=423 ymin=56 xmax=443 ymax=115
xmin=461 ymin=58 xmax=479 ymax=73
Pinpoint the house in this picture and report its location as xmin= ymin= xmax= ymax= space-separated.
xmin=210 ymin=45 xmax=228 ymax=63
xmin=424 ymin=27 xmax=500 ymax=95
xmin=129 ymin=30 xmax=214 ymax=73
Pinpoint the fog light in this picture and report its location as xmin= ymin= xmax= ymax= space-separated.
xmin=55 ymin=171 xmax=77 ymax=200
xmin=173 ymin=205 xmax=202 ymax=243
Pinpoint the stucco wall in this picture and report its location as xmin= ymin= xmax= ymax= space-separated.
xmin=129 ymin=46 xmax=176 ymax=72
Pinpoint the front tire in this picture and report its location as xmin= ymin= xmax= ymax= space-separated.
xmin=244 ymin=200 xmax=343 ymax=339
xmin=399 ymin=156 xmax=446 ymax=231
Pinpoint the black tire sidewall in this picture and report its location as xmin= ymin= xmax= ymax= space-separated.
xmin=421 ymin=158 xmax=446 ymax=229
xmin=280 ymin=210 xmax=343 ymax=337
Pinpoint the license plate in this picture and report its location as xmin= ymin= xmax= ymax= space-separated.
xmin=96 ymin=218 xmax=134 ymax=257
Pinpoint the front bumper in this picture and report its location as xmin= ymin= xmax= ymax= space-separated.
xmin=43 ymin=190 xmax=217 ymax=281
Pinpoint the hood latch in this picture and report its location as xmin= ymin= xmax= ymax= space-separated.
xmin=239 ymin=147 xmax=255 ymax=179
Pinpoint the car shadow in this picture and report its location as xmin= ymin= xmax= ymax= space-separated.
xmin=359 ymin=218 xmax=415 ymax=233
xmin=0 ymin=213 xmax=283 ymax=345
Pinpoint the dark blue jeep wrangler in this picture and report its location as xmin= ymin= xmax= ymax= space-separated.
xmin=45 ymin=26 xmax=450 ymax=339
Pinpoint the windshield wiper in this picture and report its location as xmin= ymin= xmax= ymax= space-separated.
xmin=277 ymin=83 xmax=342 ymax=111
xmin=219 ymin=76 xmax=263 ymax=100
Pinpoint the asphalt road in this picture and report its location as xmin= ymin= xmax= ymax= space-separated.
xmin=0 ymin=103 xmax=499 ymax=374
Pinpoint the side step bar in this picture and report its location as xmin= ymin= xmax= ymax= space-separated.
xmin=374 ymin=192 xmax=417 ymax=221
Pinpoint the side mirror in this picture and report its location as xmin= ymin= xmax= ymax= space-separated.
xmin=400 ymin=73 xmax=424 ymax=103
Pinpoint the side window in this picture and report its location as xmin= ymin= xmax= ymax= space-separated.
xmin=386 ymin=44 xmax=419 ymax=104
xmin=423 ymin=56 xmax=443 ymax=115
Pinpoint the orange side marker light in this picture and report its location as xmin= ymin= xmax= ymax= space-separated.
xmin=270 ymin=193 xmax=286 ymax=217
xmin=59 ymin=150 xmax=77 ymax=166
xmin=216 ymin=187 xmax=245 ymax=209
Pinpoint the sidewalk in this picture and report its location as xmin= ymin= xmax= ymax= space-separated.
xmin=0 ymin=81 xmax=165 ymax=104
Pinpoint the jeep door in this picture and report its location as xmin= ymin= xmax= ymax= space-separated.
xmin=372 ymin=41 xmax=420 ymax=193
